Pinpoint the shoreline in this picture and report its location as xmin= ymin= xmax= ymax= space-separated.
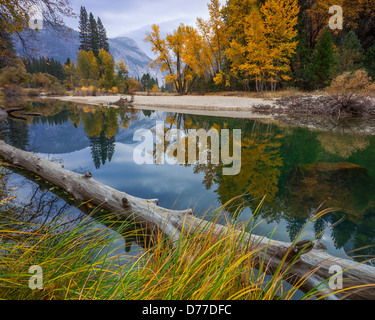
xmin=49 ymin=94 xmax=375 ymax=135
xmin=51 ymin=94 xmax=280 ymax=118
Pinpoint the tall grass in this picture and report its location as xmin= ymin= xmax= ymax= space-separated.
xmin=0 ymin=195 xmax=371 ymax=300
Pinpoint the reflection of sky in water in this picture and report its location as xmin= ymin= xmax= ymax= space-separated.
xmin=41 ymin=143 xmax=220 ymax=213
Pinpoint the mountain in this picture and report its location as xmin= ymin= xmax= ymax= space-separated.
xmin=14 ymin=24 xmax=164 ymax=84
xmin=108 ymin=37 xmax=163 ymax=85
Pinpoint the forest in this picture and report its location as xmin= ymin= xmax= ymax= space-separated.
xmin=145 ymin=0 xmax=375 ymax=94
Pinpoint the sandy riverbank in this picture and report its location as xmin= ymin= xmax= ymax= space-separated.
xmin=50 ymin=94 xmax=375 ymax=135
xmin=52 ymin=94 xmax=280 ymax=119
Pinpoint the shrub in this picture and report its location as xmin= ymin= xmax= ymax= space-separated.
xmin=28 ymin=73 xmax=66 ymax=96
xmin=125 ymin=78 xmax=140 ymax=95
xmin=108 ymin=86 xmax=118 ymax=94
xmin=75 ymin=85 xmax=98 ymax=96
xmin=0 ymin=61 xmax=30 ymax=87
xmin=326 ymin=69 xmax=375 ymax=116
xmin=29 ymin=73 xmax=60 ymax=90
xmin=3 ymin=84 xmax=23 ymax=99
xmin=151 ymin=84 xmax=159 ymax=94
xmin=49 ymin=82 xmax=66 ymax=96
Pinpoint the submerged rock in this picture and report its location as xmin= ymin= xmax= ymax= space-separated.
xmin=288 ymin=162 xmax=373 ymax=221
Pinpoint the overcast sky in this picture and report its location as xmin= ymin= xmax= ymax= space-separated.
xmin=65 ymin=0 xmax=226 ymax=57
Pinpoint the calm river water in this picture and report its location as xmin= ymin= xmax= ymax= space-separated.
xmin=1 ymin=100 xmax=375 ymax=265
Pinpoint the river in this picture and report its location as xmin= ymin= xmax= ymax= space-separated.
xmin=1 ymin=99 xmax=375 ymax=266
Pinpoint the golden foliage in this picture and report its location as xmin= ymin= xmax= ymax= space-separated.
xmin=145 ymin=24 xmax=197 ymax=94
xmin=326 ymin=70 xmax=375 ymax=112
xmin=196 ymin=0 xmax=229 ymax=79
xmin=76 ymin=50 xmax=99 ymax=86
xmin=327 ymin=69 xmax=374 ymax=96
xmin=225 ymin=0 xmax=300 ymax=91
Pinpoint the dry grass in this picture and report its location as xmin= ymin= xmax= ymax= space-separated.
xmin=132 ymin=89 xmax=323 ymax=99
xmin=193 ymin=89 xmax=325 ymax=99
xmin=0 ymin=194 xmax=373 ymax=300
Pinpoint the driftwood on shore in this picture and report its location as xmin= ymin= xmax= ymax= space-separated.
xmin=0 ymin=140 xmax=375 ymax=300
xmin=113 ymin=95 xmax=135 ymax=107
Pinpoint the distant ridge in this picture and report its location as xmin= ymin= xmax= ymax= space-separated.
xmin=14 ymin=24 xmax=164 ymax=84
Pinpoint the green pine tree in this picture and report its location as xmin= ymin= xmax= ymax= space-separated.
xmin=334 ymin=31 xmax=364 ymax=75
xmin=88 ymin=13 xmax=99 ymax=57
xmin=309 ymin=30 xmax=335 ymax=90
xmin=364 ymin=44 xmax=375 ymax=79
xmin=97 ymin=17 xmax=109 ymax=52
xmin=79 ymin=6 xmax=90 ymax=51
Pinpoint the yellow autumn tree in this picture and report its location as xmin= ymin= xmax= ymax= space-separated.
xmin=225 ymin=0 xmax=299 ymax=92
xmin=181 ymin=25 xmax=210 ymax=80
xmin=145 ymin=23 xmax=204 ymax=95
xmin=226 ymin=6 xmax=270 ymax=92
xmin=115 ymin=61 xmax=128 ymax=92
xmin=98 ymin=48 xmax=116 ymax=90
xmin=224 ymin=0 xmax=257 ymax=47
xmin=76 ymin=50 xmax=99 ymax=87
xmin=260 ymin=0 xmax=300 ymax=90
xmin=196 ymin=0 xmax=229 ymax=80
xmin=63 ymin=60 xmax=78 ymax=90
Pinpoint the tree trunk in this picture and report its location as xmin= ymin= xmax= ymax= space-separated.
xmin=1 ymin=140 xmax=375 ymax=300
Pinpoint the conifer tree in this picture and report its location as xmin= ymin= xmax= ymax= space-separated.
xmin=309 ymin=30 xmax=335 ymax=89
xmin=79 ymin=6 xmax=90 ymax=51
xmin=334 ymin=31 xmax=364 ymax=75
xmin=364 ymin=44 xmax=375 ymax=79
xmin=88 ymin=13 xmax=99 ymax=57
xmin=97 ymin=17 xmax=110 ymax=52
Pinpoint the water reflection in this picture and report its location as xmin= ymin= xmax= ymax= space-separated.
xmin=1 ymin=100 xmax=375 ymax=264
xmin=0 ymin=166 xmax=141 ymax=258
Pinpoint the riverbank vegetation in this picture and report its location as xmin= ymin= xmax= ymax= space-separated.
xmin=1 ymin=190 xmax=369 ymax=300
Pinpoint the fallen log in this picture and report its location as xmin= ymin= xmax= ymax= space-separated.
xmin=0 ymin=107 xmax=43 ymax=120
xmin=20 ymin=112 xmax=43 ymax=117
xmin=0 ymin=139 xmax=375 ymax=300
xmin=2 ymin=107 xmax=25 ymax=115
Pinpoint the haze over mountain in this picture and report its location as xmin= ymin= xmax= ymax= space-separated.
xmin=14 ymin=24 xmax=164 ymax=84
